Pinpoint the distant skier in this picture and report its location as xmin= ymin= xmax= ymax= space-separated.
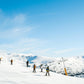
xmin=45 ymin=66 xmax=50 ymax=76
xmin=26 ymin=60 xmax=29 ymax=67
xmin=11 ymin=59 xmax=13 ymax=65
xmin=0 ymin=58 xmax=1 ymax=63
xmin=33 ymin=64 xmax=36 ymax=72
xmin=40 ymin=64 xmax=43 ymax=72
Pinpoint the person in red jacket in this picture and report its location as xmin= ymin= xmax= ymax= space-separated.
xmin=11 ymin=59 xmax=13 ymax=65
xmin=33 ymin=64 xmax=36 ymax=72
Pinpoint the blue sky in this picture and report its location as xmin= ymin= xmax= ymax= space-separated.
xmin=0 ymin=0 xmax=84 ymax=57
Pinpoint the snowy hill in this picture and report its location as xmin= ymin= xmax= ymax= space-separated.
xmin=0 ymin=61 xmax=84 ymax=84
xmin=48 ymin=56 xmax=84 ymax=76
xmin=0 ymin=52 xmax=84 ymax=84
xmin=1 ymin=52 xmax=84 ymax=76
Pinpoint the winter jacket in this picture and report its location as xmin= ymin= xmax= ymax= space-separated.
xmin=46 ymin=66 xmax=49 ymax=72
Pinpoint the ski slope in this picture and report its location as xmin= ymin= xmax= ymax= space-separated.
xmin=0 ymin=54 xmax=84 ymax=84
xmin=1 ymin=52 xmax=84 ymax=75
xmin=0 ymin=61 xmax=84 ymax=84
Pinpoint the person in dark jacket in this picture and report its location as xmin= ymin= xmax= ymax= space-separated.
xmin=33 ymin=64 xmax=36 ymax=72
xmin=26 ymin=60 xmax=29 ymax=67
xmin=45 ymin=66 xmax=50 ymax=76
xmin=11 ymin=59 xmax=13 ymax=65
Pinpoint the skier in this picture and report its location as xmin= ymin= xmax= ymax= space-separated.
xmin=26 ymin=60 xmax=29 ymax=67
xmin=11 ymin=59 xmax=13 ymax=65
xmin=33 ymin=64 xmax=36 ymax=72
xmin=0 ymin=58 xmax=1 ymax=63
xmin=40 ymin=64 xmax=43 ymax=72
xmin=45 ymin=66 xmax=50 ymax=76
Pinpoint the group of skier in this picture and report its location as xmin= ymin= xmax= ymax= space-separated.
xmin=26 ymin=60 xmax=50 ymax=76
xmin=0 ymin=58 xmax=50 ymax=76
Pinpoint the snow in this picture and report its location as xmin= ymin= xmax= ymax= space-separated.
xmin=0 ymin=61 xmax=84 ymax=84
xmin=48 ymin=56 xmax=84 ymax=75
xmin=0 ymin=52 xmax=84 ymax=84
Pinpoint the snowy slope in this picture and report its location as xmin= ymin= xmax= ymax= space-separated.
xmin=1 ymin=52 xmax=84 ymax=76
xmin=0 ymin=58 xmax=84 ymax=84
xmin=8 ymin=53 xmax=84 ymax=76
xmin=0 ymin=52 xmax=84 ymax=84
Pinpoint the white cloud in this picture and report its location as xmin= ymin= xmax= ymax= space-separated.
xmin=2 ymin=14 xmax=26 ymax=26
xmin=0 ymin=13 xmax=39 ymax=54
xmin=54 ymin=48 xmax=77 ymax=54
xmin=33 ymin=48 xmax=51 ymax=54
xmin=0 ymin=37 xmax=46 ymax=54
xmin=0 ymin=13 xmax=32 ymax=39
xmin=13 ymin=14 xmax=26 ymax=24
xmin=13 ymin=27 xmax=32 ymax=33
xmin=0 ymin=12 xmax=52 ymax=56
xmin=54 ymin=48 xmax=83 ymax=54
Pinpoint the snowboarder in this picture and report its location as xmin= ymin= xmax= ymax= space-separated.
xmin=26 ymin=60 xmax=29 ymax=67
xmin=11 ymin=59 xmax=13 ymax=65
xmin=33 ymin=64 xmax=36 ymax=72
xmin=40 ymin=64 xmax=43 ymax=72
xmin=45 ymin=66 xmax=50 ymax=76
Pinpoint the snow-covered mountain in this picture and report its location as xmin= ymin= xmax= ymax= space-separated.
xmin=0 ymin=52 xmax=84 ymax=84
xmin=0 ymin=52 xmax=84 ymax=76
xmin=48 ymin=56 xmax=84 ymax=76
